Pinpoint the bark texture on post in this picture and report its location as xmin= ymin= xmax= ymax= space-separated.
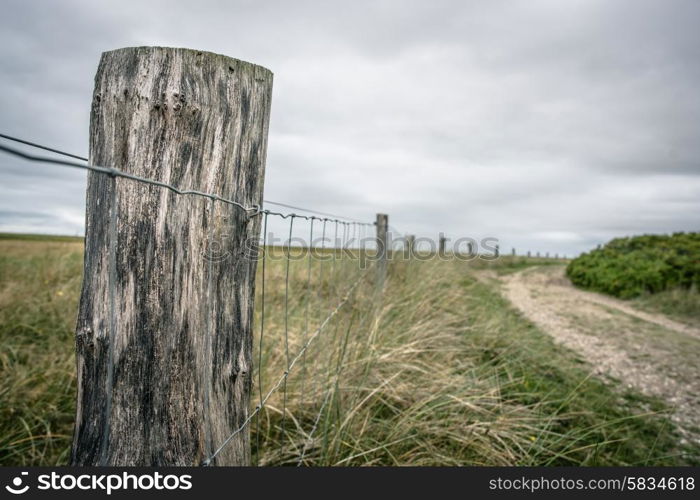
xmin=72 ymin=47 xmax=273 ymax=466
xmin=375 ymin=213 xmax=388 ymax=290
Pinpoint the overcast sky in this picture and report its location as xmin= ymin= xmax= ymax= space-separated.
xmin=1 ymin=0 xmax=699 ymax=256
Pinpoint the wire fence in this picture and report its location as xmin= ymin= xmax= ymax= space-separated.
xmin=241 ymin=209 xmax=377 ymax=466
xmin=0 ymin=133 xmax=383 ymax=466
xmin=0 ymin=132 xmax=566 ymax=465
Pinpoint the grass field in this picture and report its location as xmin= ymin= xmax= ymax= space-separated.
xmin=1 ymin=234 xmax=698 ymax=465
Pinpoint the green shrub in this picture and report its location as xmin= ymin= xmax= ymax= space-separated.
xmin=566 ymin=233 xmax=700 ymax=299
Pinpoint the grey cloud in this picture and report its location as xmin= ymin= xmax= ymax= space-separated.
xmin=1 ymin=0 xmax=699 ymax=256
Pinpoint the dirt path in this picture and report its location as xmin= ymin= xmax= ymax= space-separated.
xmin=493 ymin=266 xmax=700 ymax=444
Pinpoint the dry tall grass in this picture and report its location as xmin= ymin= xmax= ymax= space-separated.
xmin=253 ymin=255 xmax=540 ymax=465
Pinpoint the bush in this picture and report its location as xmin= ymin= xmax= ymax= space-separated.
xmin=566 ymin=233 xmax=700 ymax=299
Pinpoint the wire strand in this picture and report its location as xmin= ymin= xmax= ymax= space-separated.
xmin=282 ymin=215 xmax=295 ymax=433
xmin=0 ymin=132 xmax=89 ymax=161
xmin=0 ymin=133 xmax=374 ymax=227
xmin=300 ymin=218 xmax=314 ymax=409
xmin=262 ymin=200 xmax=366 ymax=223
xmin=255 ymin=212 xmax=269 ymax=464
xmin=0 ymin=143 xmax=261 ymax=216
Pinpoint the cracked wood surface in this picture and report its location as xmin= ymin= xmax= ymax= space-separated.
xmin=72 ymin=47 xmax=273 ymax=465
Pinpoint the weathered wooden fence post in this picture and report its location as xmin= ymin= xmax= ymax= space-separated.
xmin=495 ymin=244 xmax=500 ymax=258
xmin=376 ymin=213 xmax=388 ymax=290
xmin=439 ymin=235 xmax=447 ymax=258
xmin=72 ymin=47 xmax=273 ymax=466
xmin=527 ymin=250 xmax=531 ymax=258
xmin=405 ymin=235 xmax=415 ymax=259
xmin=511 ymin=247 xmax=516 ymax=257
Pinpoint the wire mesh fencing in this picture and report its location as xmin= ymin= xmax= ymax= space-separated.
xmin=0 ymin=133 xmax=384 ymax=466
xmin=0 ymin=132 xmax=571 ymax=466
xmin=209 ymin=209 xmax=380 ymax=465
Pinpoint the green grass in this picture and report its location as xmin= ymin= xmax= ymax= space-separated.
xmin=0 ymin=233 xmax=697 ymax=465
